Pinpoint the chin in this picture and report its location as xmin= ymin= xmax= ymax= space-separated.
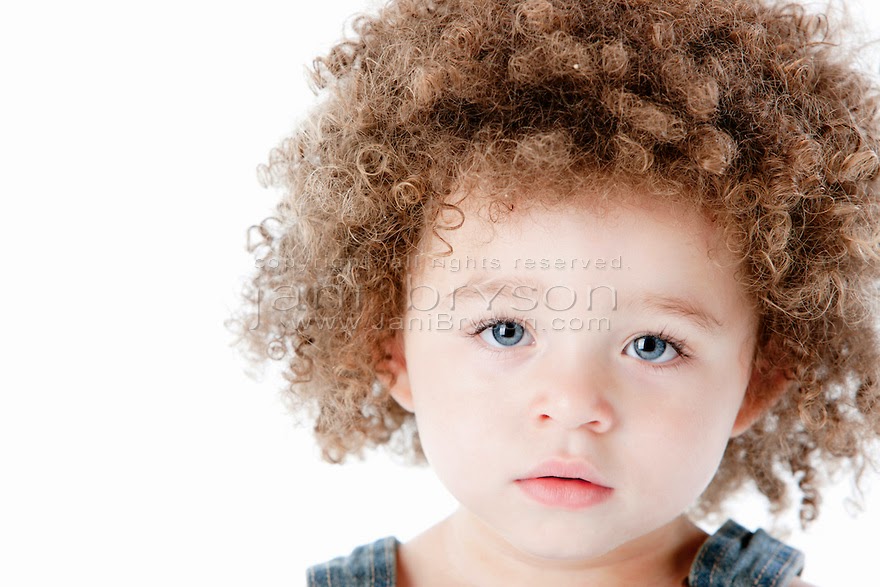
xmin=501 ymin=525 xmax=623 ymax=562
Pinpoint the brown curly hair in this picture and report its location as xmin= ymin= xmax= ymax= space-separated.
xmin=229 ymin=0 xmax=880 ymax=528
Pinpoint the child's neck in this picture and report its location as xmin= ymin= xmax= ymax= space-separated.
xmin=396 ymin=509 xmax=708 ymax=587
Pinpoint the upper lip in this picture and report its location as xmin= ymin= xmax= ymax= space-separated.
xmin=518 ymin=458 xmax=612 ymax=488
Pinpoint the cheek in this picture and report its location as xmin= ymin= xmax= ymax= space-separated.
xmin=406 ymin=345 xmax=491 ymax=452
xmin=411 ymin=390 xmax=502 ymax=501
xmin=624 ymin=394 xmax=739 ymax=499
xmin=406 ymin=346 xmax=522 ymax=489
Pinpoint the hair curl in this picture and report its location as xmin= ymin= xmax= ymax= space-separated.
xmin=229 ymin=0 xmax=880 ymax=527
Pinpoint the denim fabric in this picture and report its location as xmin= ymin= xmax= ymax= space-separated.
xmin=687 ymin=519 xmax=805 ymax=587
xmin=306 ymin=519 xmax=805 ymax=586
xmin=307 ymin=536 xmax=398 ymax=587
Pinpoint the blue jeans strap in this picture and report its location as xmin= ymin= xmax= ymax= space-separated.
xmin=307 ymin=536 xmax=399 ymax=587
xmin=688 ymin=519 xmax=806 ymax=587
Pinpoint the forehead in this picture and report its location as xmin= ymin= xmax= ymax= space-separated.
xmin=415 ymin=180 xmax=721 ymax=265
xmin=407 ymin=180 xmax=756 ymax=333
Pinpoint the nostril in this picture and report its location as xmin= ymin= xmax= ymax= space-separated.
xmin=537 ymin=410 xmax=613 ymax=433
xmin=537 ymin=393 xmax=615 ymax=432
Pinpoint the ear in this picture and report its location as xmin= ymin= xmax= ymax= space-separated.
xmin=731 ymin=362 xmax=794 ymax=437
xmin=377 ymin=331 xmax=414 ymax=413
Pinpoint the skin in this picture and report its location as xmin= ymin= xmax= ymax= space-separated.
xmin=382 ymin=185 xmax=800 ymax=586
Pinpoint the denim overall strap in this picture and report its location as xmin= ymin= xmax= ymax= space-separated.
xmin=688 ymin=519 xmax=806 ymax=587
xmin=307 ymin=537 xmax=399 ymax=587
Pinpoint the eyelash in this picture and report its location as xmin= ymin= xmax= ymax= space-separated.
xmin=466 ymin=315 xmax=534 ymax=355
xmin=467 ymin=318 xmax=692 ymax=369
xmin=630 ymin=327 xmax=692 ymax=372
xmin=467 ymin=315 xmax=524 ymax=333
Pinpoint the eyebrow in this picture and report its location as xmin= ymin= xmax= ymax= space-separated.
xmin=438 ymin=277 xmax=725 ymax=333
xmin=628 ymin=293 xmax=724 ymax=333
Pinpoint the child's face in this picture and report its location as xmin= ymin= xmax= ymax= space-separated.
xmin=387 ymin=185 xmax=762 ymax=561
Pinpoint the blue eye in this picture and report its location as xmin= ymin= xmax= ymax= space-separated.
xmin=626 ymin=335 xmax=680 ymax=363
xmin=476 ymin=320 xmax=533 ymax=348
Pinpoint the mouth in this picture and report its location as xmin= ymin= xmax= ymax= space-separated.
xmin=516 ymin=476 xmax=613 ymax=509
xmin=529 ymin=474 xmax=605 ymax=486
xmin=519 ymin=459 xmax=611 ymax=487
xmin=515 ymin=459 xmax=613 ymax=509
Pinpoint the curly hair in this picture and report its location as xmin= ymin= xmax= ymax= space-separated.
xmin=229 ymin=0 xmax=880 ymax=527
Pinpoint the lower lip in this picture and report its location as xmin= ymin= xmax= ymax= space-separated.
xmin=516 ymin=477 xmax=613 ymax=509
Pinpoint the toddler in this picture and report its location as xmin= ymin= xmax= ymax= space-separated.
xmin=232 ymin=0 xmax=880 ymax=585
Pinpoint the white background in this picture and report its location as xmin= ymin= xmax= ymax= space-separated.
xmin=2 ymin=0 xmax=879 ymax=585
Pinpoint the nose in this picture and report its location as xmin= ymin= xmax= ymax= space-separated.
xmin=534 ymin=352 xmax=615 ymax=434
